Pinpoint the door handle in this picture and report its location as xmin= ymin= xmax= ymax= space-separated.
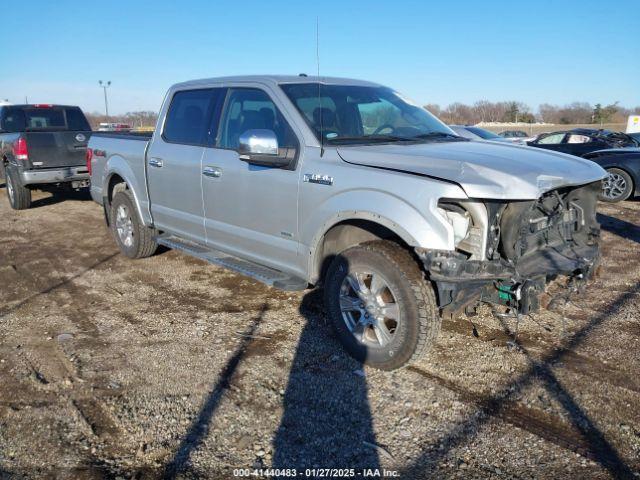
xmin=203 ymin=166 xmax=222 ymax=178
xmin=149 ymin=158 xmax=163 ymax=168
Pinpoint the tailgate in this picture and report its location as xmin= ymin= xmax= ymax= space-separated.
xmin=25 ymin=131 xmax=91 ymax=168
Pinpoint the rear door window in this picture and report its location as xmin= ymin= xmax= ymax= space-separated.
xmin=163 ymin=89 xmax=223 ymax=146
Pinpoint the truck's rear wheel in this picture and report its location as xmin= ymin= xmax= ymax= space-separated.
xmin=324 ymin=240 xmax=440 ymax=370
xmin=110 ymin=190 xmax=158 ymax=259
xmin=6 ymin=168 xmax=32 ymax=210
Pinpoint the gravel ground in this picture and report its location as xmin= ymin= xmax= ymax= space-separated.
xmin=0 ymin=185 xmax=639 ymax=479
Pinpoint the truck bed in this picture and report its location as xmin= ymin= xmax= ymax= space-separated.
xmin=88 ymin=132 xmax=151 ymax=220
xmin=91 ymin=131 xmax=153 ymax=141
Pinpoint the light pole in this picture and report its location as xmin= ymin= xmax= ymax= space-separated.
xmin=99 ymin=80 xmax=111 ymax=118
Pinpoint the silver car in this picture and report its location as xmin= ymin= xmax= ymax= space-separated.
xmin=88 ymin=75 xmax=605 ymax=370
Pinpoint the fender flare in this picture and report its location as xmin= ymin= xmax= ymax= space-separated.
xmin=102 ymin=155 xmax=152 ymax=226
xmin=303 ymin=190 xmax=454 ymax=283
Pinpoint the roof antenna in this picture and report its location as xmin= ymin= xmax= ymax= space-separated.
xmin=316 ymin=16 xmax=324 ymax=157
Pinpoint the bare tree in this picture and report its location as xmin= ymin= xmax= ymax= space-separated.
xmin=85 ymin=111 xmax=158 ymax=130
xmin=423 ymin=103 xmax=441 ymax=117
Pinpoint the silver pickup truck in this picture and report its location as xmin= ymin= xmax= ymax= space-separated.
xmin=88 ymin=75 xmax=606 ymax=370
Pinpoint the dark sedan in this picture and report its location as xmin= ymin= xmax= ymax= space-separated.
xmin=583 ymin=148 xmax=640 ymax=202
xmin=527 ymin=128 xmax=639 ymax=157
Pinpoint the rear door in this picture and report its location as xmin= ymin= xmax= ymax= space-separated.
xmin=22 ymin=106 xmax=91 ymax=168
xmin=146 ymin=88 xmax=225 ymax=243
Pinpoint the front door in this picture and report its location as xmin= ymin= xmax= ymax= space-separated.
xmin=147 ymin=88 xmax=223 ymax=243
xmin=200 ymin=87 xmax=302 ymax=275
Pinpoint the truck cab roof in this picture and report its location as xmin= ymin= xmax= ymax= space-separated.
xmin=3 ymin=104 xmax=82 ymax=109
xmin=171 ymin=75 xmax=382 ymax=90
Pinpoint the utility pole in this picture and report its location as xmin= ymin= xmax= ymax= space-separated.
xmin=98 ymin=80 xmax=111 ymax=117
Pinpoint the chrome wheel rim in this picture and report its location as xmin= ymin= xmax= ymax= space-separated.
xmin=339 ymin=270 xmax=399 ymax=348
xmin=603 ymin=172 xmax=627 ymax=200
xmin=115 ymin=204 xmax=134 ymax=247
xmin=7 ymin=176 xmax=14 ymax=204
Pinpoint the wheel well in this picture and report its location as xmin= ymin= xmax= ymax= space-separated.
xmin=107 ymin=174 xmax=127 ymax=206
xmin=314 ymin=220 xmax=409 ymax=284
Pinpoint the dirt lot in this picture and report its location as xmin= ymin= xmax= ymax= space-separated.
xmin=0 ymin=185 xmax=639 ymax=479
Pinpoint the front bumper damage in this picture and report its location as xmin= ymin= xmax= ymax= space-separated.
xmin=416 ymin=244 xmax=599 ymax=319
xmin=418 ymin=181 xmax=602 ymax=319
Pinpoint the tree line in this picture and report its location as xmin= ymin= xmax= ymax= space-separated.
xmin=85 ymin=101 xmax=639 ymax=131
xmin=424 ymin=101 xmax=638 ymax=125
xmin=85 ymin=111 xmax=158 ymax=129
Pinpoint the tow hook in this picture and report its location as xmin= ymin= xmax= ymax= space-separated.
xmin=495 ymin=279 xmax=543 ymax=315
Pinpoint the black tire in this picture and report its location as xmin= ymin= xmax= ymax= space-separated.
xmin=324 ymin=240 xmax=440 ymax=370
xmin=109 ymin=190 xmax=158 ymax=259
xmin=600 ymin=168 xmax=633 ymax=202
xmin=6 ymin=167 xmax=32 ymax=210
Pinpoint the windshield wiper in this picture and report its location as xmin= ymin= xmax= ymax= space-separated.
xmin=413 ymin=132 xmax=467 ymax=141
xmin=327 ymin=134 xmax=418 ymax=144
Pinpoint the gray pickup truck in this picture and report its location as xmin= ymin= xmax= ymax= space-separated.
xmin=88 ymin=75 xmax=606 ymax=370
xmin=0 ymin=104 xmax=92 ymax=209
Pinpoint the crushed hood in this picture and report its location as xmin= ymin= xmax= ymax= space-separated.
xmin=337 ymin=141 xmax=607 ymax=199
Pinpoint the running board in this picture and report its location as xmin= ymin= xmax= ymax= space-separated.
xmin=155 ymin=235 xmax=308 ymax=291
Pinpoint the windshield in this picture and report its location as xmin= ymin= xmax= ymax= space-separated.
xmin=465 ymin=127 xmax=501 ymax=140
xmin=280 ymin=83 xmax=459 ymax=145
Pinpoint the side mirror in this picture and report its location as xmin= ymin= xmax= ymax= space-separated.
xmin=239 ymin=129 xmax=279 ymax=156
xmin=238 ymin=129 xmax=292 ymax=168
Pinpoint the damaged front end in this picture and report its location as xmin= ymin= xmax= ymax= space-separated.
xmin=418 ymin=181 xmax=601 ymax=318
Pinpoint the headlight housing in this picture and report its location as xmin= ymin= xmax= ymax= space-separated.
xmin=438 ymin=201 xmax=488 ymax=259
xmin=437 ymin=205 xmax=470 ymax=245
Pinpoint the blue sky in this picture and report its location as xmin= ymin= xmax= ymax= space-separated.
xmin=1 ymin=0 xmax=638 ymax=114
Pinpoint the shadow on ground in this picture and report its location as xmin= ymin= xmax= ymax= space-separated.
xmin=399 ymin=282 xmax=639 ymax=479
xmin=30 ymin=187 xmax=93 ymax=209
xmin=162 ymin=290 xmax=380 ymax=478
xmin=597 ymin=212 xmax=640 ymax=244
xmin=271 ymin=289 xmax=380 ymax=471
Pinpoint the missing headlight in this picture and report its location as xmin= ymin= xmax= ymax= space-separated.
xmin=437 ymin=204 xmax=470 ymax=245
xmin=438 ymin=201 xmax=487 ymax=259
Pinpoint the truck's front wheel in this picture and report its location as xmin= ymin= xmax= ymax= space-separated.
xmin=6 ymin=168 xmax=32 ymax=210
xmin=324 ymin=241 xmax=440 ymax=370
xmin=110 ymin=190 xmax=158 ymax=259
